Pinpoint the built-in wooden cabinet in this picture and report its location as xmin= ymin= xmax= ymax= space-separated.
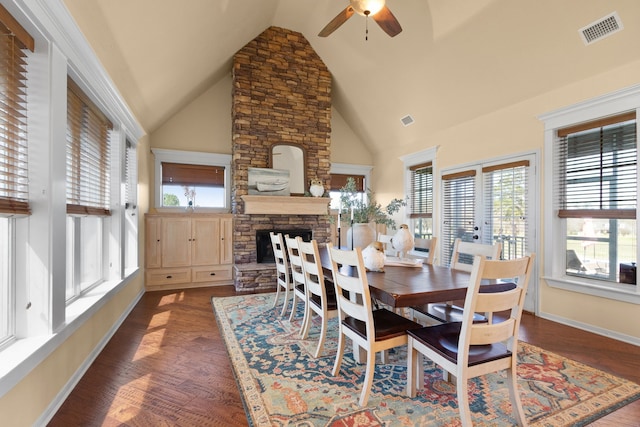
xmin=145 ymin=213 xmax=233 ymax=290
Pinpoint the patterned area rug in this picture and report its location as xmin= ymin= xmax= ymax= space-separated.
xmin=211 ymin=293 xmax=640 ymax=427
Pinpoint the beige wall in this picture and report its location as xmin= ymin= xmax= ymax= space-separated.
xmin=373 ymin=59 xmax=640 ymax=340
xmin=147 ymin=74 xmax=374 ymax=208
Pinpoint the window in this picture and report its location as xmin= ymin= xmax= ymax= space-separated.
xmin=401 ymin=147 xmax=437 ymax=258
xmin=66 ymin=78 xmax=113 ymax=299
xmin=556 ymin=113 xmax=636 ymax=284
xmin=483 ymin=161 xmax=530 ymax=260
xmin=0 ymin=0 xmax=143 ymax=395
xmin=441 ymin=170 xmax=476 ymax=266
xmin=161 ymin=162 xmax=225 ymax=208
xmin=409 ymin=162 xmax=433 ymax=242
xmin=0 ymin=5 xmax=33 ymax=346
xmin=329 ymin=173 xmax=366 ymax=210
xmin=541 ymin=84 xmax=640 ymax=302
xmin=151 ymin=148 xmax=231 ymax=211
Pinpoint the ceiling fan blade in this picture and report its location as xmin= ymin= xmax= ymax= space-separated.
xmin=372 ymin=5 xmax=402 ymax=37
xmin=318 ymin=6 xmax=355 ymax=37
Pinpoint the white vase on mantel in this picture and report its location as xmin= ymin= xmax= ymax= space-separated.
xmin=346 ymin=223 xmax=376 ymax=250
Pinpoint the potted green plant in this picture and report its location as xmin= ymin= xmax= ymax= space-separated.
xmin=337 ymin=177 xmax=406 ymax=248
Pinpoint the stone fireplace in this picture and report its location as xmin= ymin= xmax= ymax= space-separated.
xmin=231 ymin=26 xmax=332 ymax=292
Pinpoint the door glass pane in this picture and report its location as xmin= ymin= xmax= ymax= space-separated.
xmin=483 ymin=165 xmax=529 ymax=260
xmin=441 ymin=174 xmax=476 ymax=266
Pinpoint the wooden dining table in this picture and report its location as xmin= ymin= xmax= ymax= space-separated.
xmin=319 ymin=245 xmax=515 ymax=364
xmin=319 ymin=245 xmax=514 ymax=309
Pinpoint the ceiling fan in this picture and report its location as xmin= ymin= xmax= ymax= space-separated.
xmin=318 ymin=0 xmax=402 ymax=38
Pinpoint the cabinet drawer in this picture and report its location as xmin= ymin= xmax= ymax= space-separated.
xmin=192 ymin=265 xmax=233 ymax=283
xmin=146 ymin=268 xmax=191 ymax=286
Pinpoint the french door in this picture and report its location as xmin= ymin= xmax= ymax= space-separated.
xmin=440 ymin=153 xmax=537 ymax=312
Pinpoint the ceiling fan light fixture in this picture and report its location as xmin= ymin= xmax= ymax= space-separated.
xmin=350 ymin=0 xmax=385 ymax=17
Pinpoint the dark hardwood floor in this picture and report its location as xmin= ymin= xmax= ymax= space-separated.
xmin=48 ymin=285 xmax=640 ymax=426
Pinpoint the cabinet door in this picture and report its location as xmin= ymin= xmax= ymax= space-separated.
xmin=219 ymin=217 xmax=233 ymax=265
xmin=162 ymin=217 xmax=192 ymax=267
xmin=145 ymin=217 xmax=162 ymax=268
xmin=191 ymin=217 xmax=220 ymax=266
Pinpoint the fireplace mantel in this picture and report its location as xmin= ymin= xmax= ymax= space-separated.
xmin=242 ymin=195 xmax=330 ymax=215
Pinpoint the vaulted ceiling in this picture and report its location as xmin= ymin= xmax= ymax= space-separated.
xmin=62 ymin=0 xmax=640 ymax=154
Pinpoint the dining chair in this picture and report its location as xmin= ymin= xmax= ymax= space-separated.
xmin=376 ymin=233 xmax=398 ymax=257
xmin=451 ymin=238 xmax=503 ymax=272
xmin=412 ymin=237 xmax=437 ymax=265
xmin=406 ymin=254 xmax=535 ymax=427
xmin=285 ymin=234 xmax=307 ymax=328
xmin=298 ymin=238 xmax=338 ymax=358
xmin=270 ymin=232 xmax=293 ymax=317
xmin=327 ymin=243 xmax=422 ymax=406
xmin=413 ymin=238 xmax=503 ymax=324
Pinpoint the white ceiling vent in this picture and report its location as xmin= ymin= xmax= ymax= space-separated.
xmin=579 ymin=12 xmax=623 ymax=45
xmin=400 ymin=115 xmax=415 ymax=127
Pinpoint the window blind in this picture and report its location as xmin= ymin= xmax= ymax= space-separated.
xmin=409 ymin=162 xmax=432 ymax=219
xmin=330 ymin=174 xmax=365 ymax=192
xmin=66 ymin=78 xmax=112 ymax=216
xmin=0 ymin=6 xmax=33 ymax=215
xmin=161 ymin=162 xmax=224 ymax=187
xmin=556 ymin=112 xmax=636 ymax=219
xmin=441 ymin=170 xmax=476 ymax=266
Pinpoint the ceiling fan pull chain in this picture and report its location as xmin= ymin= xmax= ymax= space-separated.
xmin=366 ymin=17 xmax=369 ymax=40
xmin=365 ymin=10 xmax=370 ymax=41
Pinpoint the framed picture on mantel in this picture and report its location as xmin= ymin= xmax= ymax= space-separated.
xmin=248 ymin=167 xmax=290 ymax=196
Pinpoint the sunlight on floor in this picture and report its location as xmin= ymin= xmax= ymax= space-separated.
xmin=133 ymin=328 xmax=166 ymax=362
xmin=111 ymin=373 xmax=152 ymax=422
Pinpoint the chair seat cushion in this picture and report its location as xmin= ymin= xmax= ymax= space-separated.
xmin=408 ymin=322 xmax=511 ymax=366
xmin=343 ymin=308 xmax=422 ymax=342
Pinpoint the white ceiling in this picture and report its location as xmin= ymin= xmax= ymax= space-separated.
xmin=62 ymin=0 xmax=640 ymax=154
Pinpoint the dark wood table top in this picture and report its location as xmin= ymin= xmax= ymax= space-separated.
xmin=319 ymin=245 xmax=513 ymax=308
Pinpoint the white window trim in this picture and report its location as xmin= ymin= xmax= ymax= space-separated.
xmin=151 ymin=148 xmax=231 ymax=212
xmin=539 ymin=84 xmax=640 ymax=304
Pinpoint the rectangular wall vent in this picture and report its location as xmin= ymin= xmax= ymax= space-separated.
xmin=400 ymin=115 xmax=414 ymax=127
xmin=579 ymin=12 xmax=623 ymax=45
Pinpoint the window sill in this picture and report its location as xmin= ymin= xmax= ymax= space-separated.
xmin=544 ymin=274 xmax=640 ymax=304
xmin=0 ymin=269 xmax=142 ymax=398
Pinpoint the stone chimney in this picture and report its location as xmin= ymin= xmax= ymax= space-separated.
xmin=231 ymin=26 xmax=332 ymax=291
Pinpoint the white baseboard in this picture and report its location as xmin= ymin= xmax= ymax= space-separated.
xmin=537 ymin=311 xmax=640 ymax=347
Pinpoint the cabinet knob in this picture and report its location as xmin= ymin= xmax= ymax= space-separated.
xmin=210 ymin=272 xmax=216 ymax=276
xmin=166 ymin=275 xmax=172 ymax=279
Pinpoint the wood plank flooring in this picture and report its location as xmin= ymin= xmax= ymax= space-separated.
xmin=48 ymin=285 xmax=640 ymax=426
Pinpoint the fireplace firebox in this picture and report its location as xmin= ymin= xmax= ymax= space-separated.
xmin=256 ymin=229 xmax=313 ymax=263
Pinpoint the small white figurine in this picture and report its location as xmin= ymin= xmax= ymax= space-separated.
xmin=309 ymin=179 xmax=324 ymax=197
xmin=362 ymin=241 xmax=386 ymax=272
xmin=391 ymin=224 xmax=414 ymax=259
